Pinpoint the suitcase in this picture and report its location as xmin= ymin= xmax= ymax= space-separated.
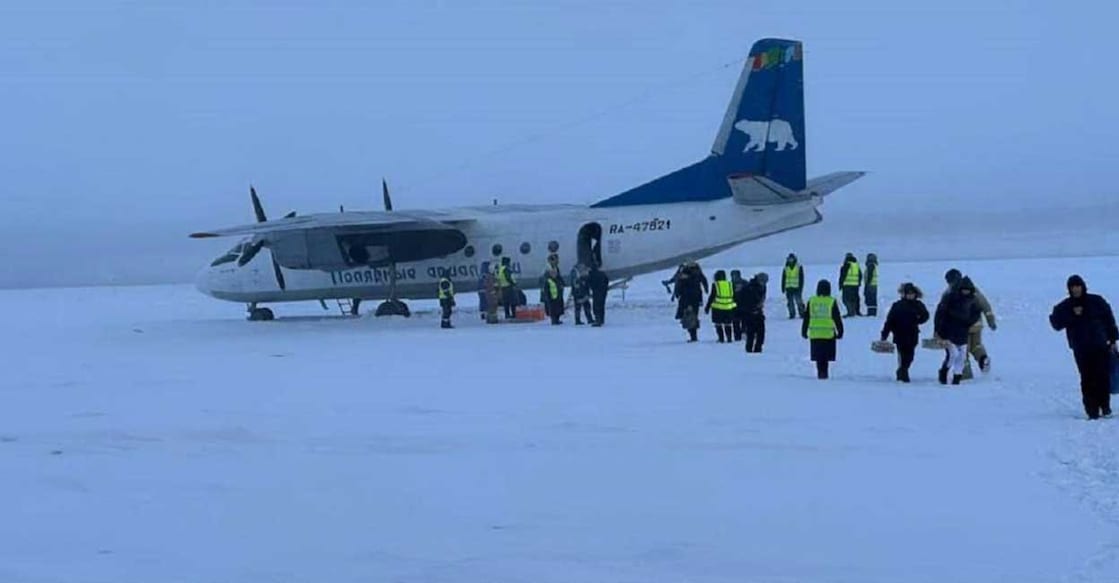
xmin=921 ymin=337 xmax=949 ymax=350
xmin=871 ymin=340 xmax=896 ymax=354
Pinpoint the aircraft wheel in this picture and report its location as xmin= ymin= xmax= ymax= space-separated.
xmin=374 ymin=299 xmax=411 ymax=318
xmin=248 ymin=307 xmax=275 ymax=321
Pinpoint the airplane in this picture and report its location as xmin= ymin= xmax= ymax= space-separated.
xmin=192 ymin=38 xmax=864 ymax=321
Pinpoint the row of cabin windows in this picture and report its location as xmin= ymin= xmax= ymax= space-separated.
xmin=462 ymin=240 xmax=560 ymax=259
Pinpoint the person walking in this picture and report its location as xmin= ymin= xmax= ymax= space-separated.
xmin=880 ymin=282 xmax=929 ymax=383
xmin=1049 ymin=275 xmax=1117 ymax=420
xmin=934 ymin=277 xmax=982 ymax=385
xmin=674 ymin=262 xmax=704 ymax=342
xmin=802 ymin=279 xmax=844 ymax=379
xmin=705 ymin=270 xmax=737 ymax=343
xmin=740 ymin=274 xmax=767 ymax=353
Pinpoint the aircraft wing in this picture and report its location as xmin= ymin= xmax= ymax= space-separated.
xmin=189 ymin=209 xmax=474 ymax=239
xmin=191 ymin=210 xmax=475 ymax=271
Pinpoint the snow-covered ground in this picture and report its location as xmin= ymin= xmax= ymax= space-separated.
xmin=3 ymin=256 xmax=1118 ymax=582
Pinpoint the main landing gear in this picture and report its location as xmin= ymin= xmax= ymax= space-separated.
xmin=247 ymin=303 xmax=274 ymax=321
xmin=374 ymin=263 xmax=411 ymax=317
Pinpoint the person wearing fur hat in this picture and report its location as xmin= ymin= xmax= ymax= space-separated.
xmin=881 ymin=282 xmax=930 ymax=382
xmin=934 ymin=276 xmax=983 ymax=385
xmin=1049 ymin=275 xmax=1117 ymax=419
xmin=802 ymin=279 xmax=845 ymax=379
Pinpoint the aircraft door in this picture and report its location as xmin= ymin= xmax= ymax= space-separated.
xmin=577 ymin=222 xmax=603 ymax=268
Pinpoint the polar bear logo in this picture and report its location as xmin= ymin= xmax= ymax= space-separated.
xmin=734 ymin=118 xmax=798 ymax=152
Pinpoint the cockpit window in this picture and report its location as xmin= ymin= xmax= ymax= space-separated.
xmin=210 ymin=242 xmax=245 ymax=266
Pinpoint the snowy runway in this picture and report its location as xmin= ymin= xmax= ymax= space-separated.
xmin=2 ymin=257 xmax=1118 ymax=582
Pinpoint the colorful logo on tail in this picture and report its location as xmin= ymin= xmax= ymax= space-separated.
xmin=751 ymin=44 xmax=802 ymax=71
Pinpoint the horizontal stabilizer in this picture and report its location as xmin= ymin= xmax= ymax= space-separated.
xmin=728 ymin=174 xmax=807 ymax=205
xmin=805 ymin=171 xmax=866 ymax=197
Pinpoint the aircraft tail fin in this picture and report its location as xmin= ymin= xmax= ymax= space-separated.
xmin=711 ymin=38 xmax=806 ymax=191
xmin=592 ymin=38 xmax=807 ymax=208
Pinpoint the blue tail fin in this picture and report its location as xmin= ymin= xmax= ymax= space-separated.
xmin=593 ymin=38 xmax=806 ymax=208
xmin=712 ymin=39 xmax=805 ymax=190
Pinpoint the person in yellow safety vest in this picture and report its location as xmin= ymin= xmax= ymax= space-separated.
xmin=544 ymin=269 xmax=565 ymax=325
xmin=494 ymin=257 xmax=517 ymax=319
xmin=704 ymin=270 xmax=738 ymax=343
xmin=838 ymin=252 xmax=863 ymax=318
xmin=801 ymin=279 xmax=845 ymax=379
xmin=781 ymin=253 xmax=806 ymax=319
xmin=437 ymin=277 xmax=455 ymax=329
xmin=864 ymin=253 xmax=880 ymax=317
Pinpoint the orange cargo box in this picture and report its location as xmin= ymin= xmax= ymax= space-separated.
xmin=515 ymin=305 xmax=547 ymax=322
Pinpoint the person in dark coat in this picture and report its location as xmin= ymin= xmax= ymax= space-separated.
xmin=802 ymin=279 xmax=844 ymax=379
xmin=739 ymin=274 xmax=767 ymax=353
xmin=864 ymin=253 xmax=880 ymax=317
xmin=705 ymin=269 xmax=737 ymax=343
xmin=881 ymin=282 xmax=930 ymax=383
xmin=674 ymin=262 xmax=704 ymax=342
xmin=587 ymin=265 xmax=609 ymax=327
xmin=1049 ymin=275 xmax=1118 ymax=420
xmin=569 ymin=264 xmax=594 ymax=325
xmin=730 ymin=269 xmax=747 ymax=341
xmin=477 ymin=261 xmax=491 ymax=320
xmin=934 ymin=276 xmax=983 ymax=385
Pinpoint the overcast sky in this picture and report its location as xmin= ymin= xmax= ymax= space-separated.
xmin=1 ymin=0 xmax=1113 ymax=288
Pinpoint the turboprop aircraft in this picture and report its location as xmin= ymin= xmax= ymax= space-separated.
xmin=192 ymin=38 xmax=863 ymax=320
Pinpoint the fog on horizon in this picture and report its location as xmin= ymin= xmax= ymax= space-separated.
xmin=1 ymin=0 xmax=1114 ymax=288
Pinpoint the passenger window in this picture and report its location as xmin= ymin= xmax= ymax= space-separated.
xmin=492 ymin=244 xmax=503 ymax=256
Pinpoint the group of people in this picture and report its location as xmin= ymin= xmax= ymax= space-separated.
xmin=437 ymin=254 xmax=609 ymax=329
xmin=667 ymin=255 xmax=1003 ymax=385
xmin=664 ymin=262 xmax=767 ymax=350
xmin=442 ymin=251 xmax=1116 ymax=420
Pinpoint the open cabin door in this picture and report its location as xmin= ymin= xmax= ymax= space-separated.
xmin=577 ymin=222 xmax=603 ymax=269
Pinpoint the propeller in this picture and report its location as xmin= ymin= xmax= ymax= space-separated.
xmin=239 ymin=185 xmax=287 ymax=290
xmin=382 ymin=178 xmax=393 ymax=211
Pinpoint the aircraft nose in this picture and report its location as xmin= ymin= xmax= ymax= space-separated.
xmin=195 ymin=266 xmax=216 ymax=297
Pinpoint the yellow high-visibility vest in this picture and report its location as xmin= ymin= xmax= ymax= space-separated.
xmin=496 ymin=264 xmax=512 ymax=288
xmin=438 ymin=278 xmax=454 ymax=300
xmin=807 ymin=296 xmax=837 ymax=340
xmin=784 ymin=265 xmax=801 ymax=289
xmin=870 ymin=265 xmax=879 ymax=287
xmin=547 ymin=278 xmax=559 ymax=300
xmin=712 ymin=280 xmax=736 ymax=311
xmin=843 ymin=261 xmax=861 ymax=287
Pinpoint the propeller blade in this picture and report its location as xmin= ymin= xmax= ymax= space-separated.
xmin=382 ymin=178 xmax=393 ymax=212
xmin=272 ymin=256 xmax=287 ymax=290
xmin=237 ymin=240 xmax=263 ymax=266
xmin=250 ymin=185 xmax=267 ymax=223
